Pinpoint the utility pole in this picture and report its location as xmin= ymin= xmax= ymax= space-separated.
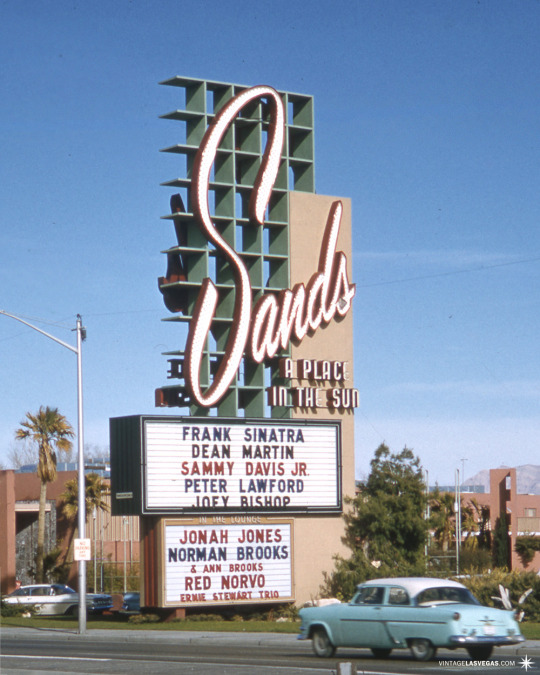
xmin=461 ymin=458 xmax=467 ymax=487
xmin=0 ymin=311 xmax=87 ymax=634
xmin=454 ymin=468 xmax=461 ymax=575
xmin=424 ymin=469 xmax=430 ymax=571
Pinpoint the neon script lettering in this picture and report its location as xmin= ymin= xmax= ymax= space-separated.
xmin=184 ymin=86 xmax=355 ymax=407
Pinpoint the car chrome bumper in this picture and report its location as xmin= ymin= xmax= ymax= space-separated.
xmin=450 ymin=634 xmax=526 ymax=647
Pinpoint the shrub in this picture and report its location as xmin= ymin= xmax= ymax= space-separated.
xmin=458 ymin=569 xmax=540 ymax=622
xmin=0 ymin=602 xmax=29 ymax=617
xmin=186 ymin=613 xmax=225 ymax=622
xmin=127 ymin=613 xmax=161 ymax=624
xmin=515 ymin=537 xmax=540 ymax=567
xmin=268 ymin=603 xmax=298 ymax=621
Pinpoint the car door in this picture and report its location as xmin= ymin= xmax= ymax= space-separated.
xmin=338 ymin=586 xmax=390 ymax=648
xmin=28 ymin=586 xmax=55 ymax=614
xmin=383 ymin=585 xmax=415 ymax=647
xmin=8 ymin=587 xmax=32 ymax=607
xmin=47 ymin=585 xmax=75 ymax=615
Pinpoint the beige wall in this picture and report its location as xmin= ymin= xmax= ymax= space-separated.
xmin=141 ymin=191 xmax=358 ymax=610
xmin=289 ymin=192 xmax=356 ymax=604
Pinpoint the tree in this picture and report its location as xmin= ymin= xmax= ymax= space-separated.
xmin=493 ymin=512 xmax=510 ymax=568
xmin=60 ymin=473 xmax=110 ymax=565
xmin=468 ymin=498 xmax=491 ymax=550
xmin=61 ymin=472 xmax=110 ymax=522
xmin=322 ymin=444 xmax=428 ymax=599
xmin=460 ymin=497 xmax=491 ymax=551
xmin=429 ymin=489 xmax=456 ymax=552
xmin=7 ymin=439 xmax=39 ymax=469
xmin=15 ymin=406 xmax=74 ymax=583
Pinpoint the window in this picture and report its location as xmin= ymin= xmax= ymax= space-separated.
xmin=388 ymin=587 xmax=410 ymax=605
xmin=11 ymin=588 xmax=30 ymax=597
xmin=52 ymin=585 xmax=75 ymax=595
xmin=524 ymin=508 xmax=537 ymax=517
xmin=354 ymin=586 xmax=385 ymax=605
xmin=416 ymin=586 xmax=479 ymax=606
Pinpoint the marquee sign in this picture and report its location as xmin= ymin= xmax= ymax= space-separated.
xmin=143 ymin=417 xmax=341 ymax=514
xmin=163 ymin=519 xmax=293 ymax=607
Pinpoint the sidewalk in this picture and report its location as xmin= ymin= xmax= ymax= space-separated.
xmin=0 ymin=625 xmax=293 ymax=645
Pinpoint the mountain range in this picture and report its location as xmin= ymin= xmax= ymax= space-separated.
xmin=464 ymin=465 xmax=540 ymax=495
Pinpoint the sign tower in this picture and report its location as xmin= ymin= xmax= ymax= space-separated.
xmin=111 ymin=77 xmax=358 ymax=610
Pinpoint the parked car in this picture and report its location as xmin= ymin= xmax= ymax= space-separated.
xmin=121 ymin=591 xmax=140 ymax=613
xmin=2 ymin=584 xmax=113 ymax=616
xmin=298 ymin=577 xmax=525 ymax=661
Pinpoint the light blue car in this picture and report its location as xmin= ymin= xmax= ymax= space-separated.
xmin=298 ymin=577 xmax=525 ymax=661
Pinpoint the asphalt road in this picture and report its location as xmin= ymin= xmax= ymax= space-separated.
xmin=1 ymin=627 xmax=539 ymax=675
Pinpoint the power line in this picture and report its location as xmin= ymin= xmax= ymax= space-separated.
xmin=356 ymin=255 xmax=540 ymax=289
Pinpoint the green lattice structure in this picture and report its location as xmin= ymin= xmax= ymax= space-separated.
xmin=157 ymin=76 xmax=315 ymax=418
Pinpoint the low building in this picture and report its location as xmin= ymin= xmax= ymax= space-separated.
xmin=436 ymin=468 xmax=540 ymax=572
xmin=0 ymin=468 xmax=139 ymax=596
xmin=464 ymin=468 xmax=540 ymax=572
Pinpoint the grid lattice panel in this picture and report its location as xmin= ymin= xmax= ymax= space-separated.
xmin=158 ymin=76 xmax=315 ymax=418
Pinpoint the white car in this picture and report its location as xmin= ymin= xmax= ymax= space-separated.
xmin=2 ymin=584 xmax=113 ymax=616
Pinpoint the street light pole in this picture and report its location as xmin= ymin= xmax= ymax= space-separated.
xmin=455 ymin=468 xmax=461 ymax=576
xmin=0 ymin=310 xmax=87 ymax=634
xmin=75 ymin=314 xmax=87 ymax=634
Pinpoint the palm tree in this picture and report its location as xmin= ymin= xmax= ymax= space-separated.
xmin=461 ymin=502 xmax=480 ymax=550
xmin=16 ymin=406 xmax=74 ymax=583
xmin=429 ymin=489 xmax=456 ymax=553
xmin=468 ymin=497 xmax=491 ymax=549
xmin=60 ymin=473 xmax=110 ymax=564
xmin=61 ymin=472 xmax=110 ymax=522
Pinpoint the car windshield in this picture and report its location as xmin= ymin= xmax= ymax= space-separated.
xmin=416 ymin=586 xmax=480 ymax=606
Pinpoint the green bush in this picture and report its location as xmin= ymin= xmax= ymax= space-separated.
xmin=186 ymin=613 xmax=225 ymax=622
xmin=127 ymin=613 xmax=161 ymax=624
xmin=267 ymin=603 xmax=298 ymax=621
xmin=458 ymin=547 xmax=493 ymax=572
xmin=0 ymin=602 xmax=29 ymax=617
xmin=458 ymin=569 xmax=540 ymax=622
xmin=515 ymin=537 xmax=540 ymax=566
xmin=185 ymin=603 xmax=297 ymax=623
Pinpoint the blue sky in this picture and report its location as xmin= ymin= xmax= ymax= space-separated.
xmin=1 ymin=0 xmax=539 ymax=485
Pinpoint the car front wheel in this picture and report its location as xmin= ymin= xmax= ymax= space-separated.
xmin=312 ymin=628 xmax=336 ymax=658
xmin=409 ymin=638 xmax=436 ymax=661
xmin=466 ymin=645 xmax=493 ymax=660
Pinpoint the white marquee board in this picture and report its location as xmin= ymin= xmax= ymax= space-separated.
xmin=164 ymin=520 xmax=293 ymax=606
xmin=142 ymin=418 xmax=341 ymax=514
